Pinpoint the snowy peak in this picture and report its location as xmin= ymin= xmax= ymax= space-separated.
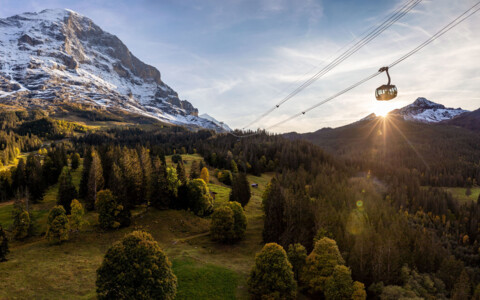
xmin=391 ymin=97 xmax=469 ymax=123
xmin=199 ymin=114 xmax=232 ymax=132
xmin=0 ymin=9 xmax=223 ymax=131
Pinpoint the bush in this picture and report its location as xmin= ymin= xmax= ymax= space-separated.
xmin=248 ymin=243 xmax=297 ymax=300
xmin=352 ymin=281 xmax=367 ymax=300
xmin=96 ymin=230 xmax=177 ymax=300
xmin=95 ymin=190 xmax=123 ymax=230
xmin=45 ymin=206 xmax=70 ymax=244
xmin=187 ymin=179 xmax=213 ymax=216
xmin=0 ymin=224 xmax=9 ymax=262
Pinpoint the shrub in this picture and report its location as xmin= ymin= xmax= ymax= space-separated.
xmin=248 ymin=243 xmax=297 ymax=300
xmin=45 ymin=206 xmax=69 ymax=244
xmin=95 ymin=190 xmax=123 ymax=230
xmin=96 ymin=231 xmax=177 ymax=299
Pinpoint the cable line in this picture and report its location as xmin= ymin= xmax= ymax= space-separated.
xmin=264 ymin=1 xmax=480 ymax=131
xmin=242 ymin=0 xmax=423 ymax=129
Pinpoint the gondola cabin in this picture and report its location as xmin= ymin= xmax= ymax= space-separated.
xmin=375 ymin=66 xmax=397 ymax=101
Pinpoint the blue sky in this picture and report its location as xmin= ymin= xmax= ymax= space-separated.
xmin=1 ymin=0 xmax=480 ymax=132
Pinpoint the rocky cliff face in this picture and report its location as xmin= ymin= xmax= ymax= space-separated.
xmin=0 ymin=9 xmax=229 ymax=129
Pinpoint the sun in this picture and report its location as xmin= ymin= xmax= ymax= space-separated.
xmin=372 ymin=102 xmax=396 ymax=117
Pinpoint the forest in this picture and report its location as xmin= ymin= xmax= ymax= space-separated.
xmin=0 ymin=115 xmax=479 ymax=299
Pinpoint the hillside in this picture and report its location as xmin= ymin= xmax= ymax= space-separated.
xmin=0 ymin=9 xmax=228 ymax=131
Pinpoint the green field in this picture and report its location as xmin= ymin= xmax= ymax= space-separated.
xmin=0 ymin=154 xmax=273 ymax=299
xmin=445 ymin=186 xmax=480 ymax=204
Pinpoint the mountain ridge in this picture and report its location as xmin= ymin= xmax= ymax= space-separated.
xmin=0 ymin=8 xmax=228 ymax=131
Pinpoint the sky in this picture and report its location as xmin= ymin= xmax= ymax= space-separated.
xmin=1 ymin=0 xmax=480 ymax=133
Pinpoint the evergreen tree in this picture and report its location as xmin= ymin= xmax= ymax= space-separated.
xmin=228 ymin=201 xmax=247 ymax=241
xmin=0 ymin=224 xmax=9 ymax=262
xmin=86 ymin=150 xmax=104 ymax=211
xmin=187 ymin=179 xmax=213 ymax=216
xmin=176 ymin=161 xmax=187 ymax=185
xmin=96 ymin=231 xmax=177 ymax=299
xmin=138 ymin=147 xmax=153 ymax=203
xmin=96 ymin=190 xmax=123 ymax=230
xmin=57 ymin=166 xmax=77 ymax=214
xmin=79 ymin=147 xmax=93 ymax=199
xmin=324 ymin=265 xmax=355 ymax=300
xmin=45 ymin=205 xmax=69 ymax=244
xmin=70 ymin=152 xmax=80 ymax=170
xmin=210 ymin=206 xmax=235 ymax=243
xmin=12 ymin=158 xmax=26 ymax=195
xmin=287 ymin=243 xmax=307 ymax=281
xmin=263 ymin=178 xmax=286 ymax=243
xmin=301 ymin=237 xmax=345 ymax=296
xmin=150 ymin=159 xmax=171 ymax=209
xmin=248 ymin=243 xmax=297 ymax=300
xmin=200 ymin=167 xmax=209 ymax=184
xmin=190 ymin=160 xmax=199 ymax=179
xmin=25 ymin=153 xmax=44 ymax=203
xmin=69 ymin=199 xmax=86 ymax=232
xmin=229 ymin=172 xmax=251 ymax=207
xmin=352 ymin=281 xmax=367 ymax=300
xmin=119 ymin=148 xmax=142 ymax=208
xmin=12 ymin=200 xmax=30 ymax=240
xmin=452 ymin=270 xmax=471 ymax=300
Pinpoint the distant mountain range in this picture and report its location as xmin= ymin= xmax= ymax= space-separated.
xmin=0 ymin=9 xmax=230 ymax=131
xmin=284 ymin=97 xmax=480 ymax=175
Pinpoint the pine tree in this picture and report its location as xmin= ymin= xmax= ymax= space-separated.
xmin=248 ymin=243 xmax=297 ymax=299
xmin=70 ymin=152 xmax=81 ymax=170
xmin=25 ymin=153 xmax=44 ymax=203
xmin=262 ymin=178 xmax=286 ymax=243
xmin=96 ymin=231 xmax=177 ymax=299
xmin=200 ymin=167 xmax=209 ymax=184
xmin=190 ymin=160 xmax=199 ymax=179
xmin=96 ymin=189 xmax=123 ymax=230
xmin=12 ymin=158 xmax=26 ymax=195
xmin=176 ymin=161 xmax=187 ymax=185
xmin=86 ymin=151 xmax=104 ymax=211
xmin=138 ymin=147 xmax=153 ymax=203
xmin=45 ymin=205 xmax=69 ymax=244
xmin=229 ymin=172 xmax=251 ymax=207
xmin=452 ymin=270 xmax=471 ymax=300
xmin=57 ymin=166 xmax=78 ymax=214
xmin=79 ymin=147 xmax=93 ymax=199
xmin=0 ymin=224 xmax=9 ymax=262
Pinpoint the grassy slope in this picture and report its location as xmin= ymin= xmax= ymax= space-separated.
xmin=0 ymin=154 xmax=273 ymax=299
xmin=445 ymin=186 xmax=480 ymax=204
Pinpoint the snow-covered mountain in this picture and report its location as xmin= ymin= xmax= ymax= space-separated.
xmin=0 ymin=9 xmax=227 ymax=131
xmin=199 ymin=113 xmax=232 ymax=132
xmin=390 ymin=97 xmax=468 ymax=123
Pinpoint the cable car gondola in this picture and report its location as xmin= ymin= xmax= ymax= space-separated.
xmin=375 ymin=67 xmax=397 ymax=101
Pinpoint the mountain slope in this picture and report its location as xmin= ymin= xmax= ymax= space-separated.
xmin=444 ymin=108 xmax=480 ymax=131
xmin=0 ymin=9 xmax=226 ymax=130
